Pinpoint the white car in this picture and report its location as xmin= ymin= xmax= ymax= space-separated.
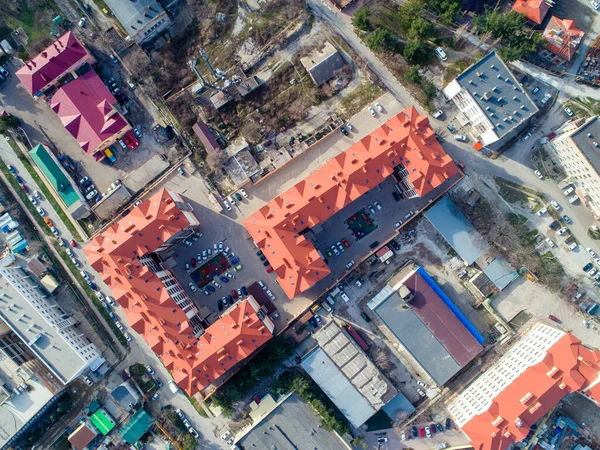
xmin=454 ymin=135 xmax=467 ymax=142
xmin=83 ymin=375 xmax=93 ymax=386
xmin=240 ymin=188 xmax=248 ymax=198
xmin=432 ymin=109 xmax=443 ymax=119
xmin=368 ymin=106 xmax=376 ymax=116
xmin=66 ymin=248 xmax=74 ymax=257
xmin=425 ymin=426 xmax=432 ymax=438
xmin=591 ymin=0 xmax=600 ymax=10
xmin=33 ymin=190 xmax=41 ymax=199
xmin=188 ymin=282 xmax=197 ymax=292
xmin=78 ymin=17 xmax=86 ymax=27
xmin=80 ymin=270 xmax=90 ymax=280
xmin=569 ymin=195 xmax=579 ymax=204
xmin=558 ymin=227 xmax=569 ymax=236
xmin=346 ymin=122 xmax=353 ymax=131
xmin=374 ymin=102 xmax=383 ymax=112
xmin=564 ymin=187 xmax=575 ymax=196
xmin=95 ymin=291 xmax=105 ymax=301
xmin=586 ymin=248 xmax=597 ymax=258
xmin=228 ymin=195 xmax=235 ymax=205
xmin=223 ymin=199 xmax=231 ymax=211
xmin=374 ymin=201 xmax=382 ymax=210
xmin=28 ymin=195 xmax=37 ymax=205
xmin=534 ymin=170 xmax=544 ymax=180
xmin=590 ymin=268 xmax=597 ymax=277
xmin=522 ymin=133 xmax=532 ymax=141
xmin=536 ymin=207 xmax=547 ymax=216
xmin=569 ymin=242 xmax=578 ymax=251
xmin=550 ymin=200 xmax=561 ymax=211
xmin=435 ymin=46 xmax=448 ymax=62
xmin=545 ymin=237 xmax=555 ymax=248
xmin=71 ymin=257 xmax=80 ymax=267
xmin=37 ymin=207 xmax=46 ymax=217
xmin=124 ymin=333 xmax=132 ymax=342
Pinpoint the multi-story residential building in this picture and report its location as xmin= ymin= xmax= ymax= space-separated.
xmin=546 ymin=116 xmax=600 ymax=216
xmin=104 ymin=0 xmax=171 ymax=45
xmin=84 ymin=189 xmax=274 ymax=396
xmin=442 ymin=52 xmax=539 ymax=150
xmin=0 ymin=265 xmax=104 ymax=385
xmin=541 ymin=17 xmax=584 ymax=67
xmin=244 ymin=106 xmax=459 ymax=299
xmin=448 ymin=323 xmax=600 ymax=450
xmin=16 ymin=31 xmax=96 ymax=98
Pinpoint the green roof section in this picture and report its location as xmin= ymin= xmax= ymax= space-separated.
xmin=119 ymin=409 xmax=154 ymax=444
xmin=85 ymin=399 xmax=102 ymax=416
xmin=29 ymin=144 xmax=80 ymax=207
xmin=90 ymin=409 xmax=116 ymax=435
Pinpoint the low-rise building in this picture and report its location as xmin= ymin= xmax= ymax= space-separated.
xmin=448 ymin=322 xmax=600 ymax=450
xmin=541 ymin=17 xmax=584 ymax=66
xmin=49 ymin=69 xmax=131 ymax=160
xmin=300 ymin=42 xmax=346 ymax=86
xmin=367 ymin=265 xmax=484 ymax=385
xmin=104 ymin=0 xmax=171 ymax=45
xmin=443 ymin=51 xmax=539 ymax=150
xmin=68 ymin=422 xmax=99 ymax=450
xmin=16 ymin=32 xmax=96 ymax=97
xmin=511 ymin=0 xmax=551 ymax=25
xmin=546 ymin=116 xmax=600 ymax=216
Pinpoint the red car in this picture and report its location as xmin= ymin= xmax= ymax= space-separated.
xmin=190 ymin=258 xmax=196 ymax=268
xmin=266 ymin=267 xmax=274 ymax=273
xmin=231 ymin=289 xmax=238 ymax=300
xmin=342 ymin=238 xmax=350 ymax=248
xmin=21 ymin=184 xmax=28 ymax=193
xmin=126 ymin=131 xmax=139 ymax=148
xmin=419 ymin=427 xmax=425 ymax=438
xmin=70 ymin=239 xmax=78 ymax=247
xmin=548 ymin=314 xmax=559 ymax=323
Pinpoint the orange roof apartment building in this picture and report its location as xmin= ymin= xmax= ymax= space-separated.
xmin=448 ymin=323 xmax=600 ymax=450
xmin=84 ymin=189 xmax=274 ymax=395
xmin=244 ymin=106 xmax=458 ymax=299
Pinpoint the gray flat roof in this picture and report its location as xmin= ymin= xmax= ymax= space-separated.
xmin=454 ymin=52 xmax=538 ymax=139
xmin=104 ymin=0 xmax=168 ymax=37
xmin=425 ymin=196 xmax=489 ymax=265
xmin=482 ymin=257 xmax=517 ymax=290
xmin=0 ymin=274 xmax=85 ymax=383
xmin=238 ymin=393 xmax=348 ymax=450
xmin=301 ymin=347 xmax=375 ymax=428
xmin=374 ymin=291 xmax=462 ymax=385
xmin=571 ymin=117 xmax=600 ymax=174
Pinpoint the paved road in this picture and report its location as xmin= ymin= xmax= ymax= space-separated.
xmin=308 ymin=0 xmax=418 ymax=107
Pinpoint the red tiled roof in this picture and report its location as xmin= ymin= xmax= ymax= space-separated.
xmin=462 ymin=333 xmax=600 ymax=450
xmin=50 ymin=70 xmax=129 ymax=157
xmin=68 ymin=423 xmax=97 ymax=450
xmin=16 ymin=32 xmax=92 ymax=95
xmin=84 ymin=189 xmax=272 ymax=396
xmin=244 ymin=107 xmax=458 ymax=299
xmin=543 ymin=16 xmax=584 ymax=62
xmin=511 ymin=0 xmax=551 ymax=25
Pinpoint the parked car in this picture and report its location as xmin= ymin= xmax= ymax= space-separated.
xmin=435 ymin=46 xmax=448 ymax=61
xmin=534 ymin=170 xmax=544 ymax=180
xmin=454 ymin=134 xmax=467 ymax=142
xmin=375 ymin=102 xmax=383 ymax=112
xmin=562 ymin=214 xmax=572 ymax=224
xmin=368 ymin=106 xmax=375 ymax=116
xmin=548 ymin=314 xmax=559 ymax=323
xmin=550 ymin=200 xmax=561 ymax=211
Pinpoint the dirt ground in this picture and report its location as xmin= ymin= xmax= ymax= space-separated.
xmin=560 ymin=394 xmax=600 ymax=445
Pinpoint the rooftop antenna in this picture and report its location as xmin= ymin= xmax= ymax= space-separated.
xmin=199 ymin=48 xmax=217 ymax=80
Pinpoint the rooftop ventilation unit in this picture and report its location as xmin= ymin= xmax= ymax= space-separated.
xmin=490 ymin=64 xmax=495 ymax=69
xmin=476 ymin=71 xmax=484 ymax=77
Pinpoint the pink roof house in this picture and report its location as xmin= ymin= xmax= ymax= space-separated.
xmin=50 ymin=70 xmax=130 ymax=158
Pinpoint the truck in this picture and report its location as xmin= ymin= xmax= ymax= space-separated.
xmin=168 ymin=380 xmax=179 ymax=393
xmin=103 ymin=147 xmax=117 ymax=163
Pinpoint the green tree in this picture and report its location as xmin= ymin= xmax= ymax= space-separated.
xmin=404 ymin=65 xmax=422 ymax=84
xmin=423 ymin=81 xmax=437 ymax=100
xmin=409 ymin=17 xmax=435 ymax=41
xmin=352 ymin=7 xmax=372 ymax=31
xmin=181 ymin=434 xmax=197 ymax=450
xmin=403 ymin=39 xmax=427 ymax=63
xmin=353 ymin=435 xmax=368 ymax=449
xmin=396 ymin=0 xmax=425 ymax=33
xmin=366 ymin=28 xmax=395 ymax=52
xmin=0 ymin=115 xmax=19 ymax=135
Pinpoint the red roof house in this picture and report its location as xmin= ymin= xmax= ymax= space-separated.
xmin=16 ymin=32 xmax=95 ymax=96
xmin=511 ymin=0 xmax=551 ymax=25
xmin=244 ymin=107 xmax=459 ymax=299
xmin=50 ymin=69 xmax=130 ymax=158
xmin=84 ymin=189 xmax=274 ymax=396
xmin=542 ymin=17 xmax=584 ymax=63
xmin=452 ymin=324 xmax=600 ymax=450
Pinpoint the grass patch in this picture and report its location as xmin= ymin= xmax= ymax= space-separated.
xmin=444 ymin=60 xmax=471 ymax=85
xmin=189 ymin=397 xmax=208 ymax=418
xmin=8 ymin=139 xmax=84 ymax=241
xmin=91 ymin=0 xmax=110 ymax=14
xmin=0 ymin=1 xmax=60 ymax=51
xmin=338 ymin=82 xmax=383 ymax=117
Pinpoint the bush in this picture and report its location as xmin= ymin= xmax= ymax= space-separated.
xmin=0 ymin=115 xmax=19 ymax=134
xmin=404 ymin=65 xmax=422 ymax=84
xmin=403 ymin=39 xmax=427 ymax=64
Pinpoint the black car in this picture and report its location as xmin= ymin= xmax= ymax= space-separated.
xmin=260 ymin=255 xmax=266 ymax=261
xmin=160 ymin=405 xmax=172 ymax=411
xmin=309 ymin=317 xmax=318 ymax=328
xmin=369 ymin=241 xmax=380 ymax=249
xmin=340 ymin=127 xmax=349 ymax=136
xmin=241 ymin=286 xmax=248 ymax=296
xmin=436 ymin=423 xmax=444 ymax=433
xmin=583 ymin=263 xmax=594 ymax=272
xmin=256 ymin=250 xmax=263 ymax=257
xmin=445 ymin=417 xmax=452 ymax=430
xmin=392 ymin=192 xmax=400 ymax=201
xmin=549 ymin=220 xmax=560 ymax=230
xmin=15 ymin=175 xmax=23 ymax=183
xmin=360 ymin=312 xmax=371 ymax=322
xmin=412 ymin=426 xmax=418 ymax=437
xmin=207 ymin=285 xmax=216 ymax=292
xmin=226 ymin=294 xmax=233 ymax=304
xmin=263 ymin=260 xmax=270 ymax=267
xmin=447 ymin=124 xmax=456 ymax=133
xmin=217 ymin=299 xmax=223 ymax=311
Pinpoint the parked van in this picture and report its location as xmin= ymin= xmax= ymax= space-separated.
xmin=321 ymin=302 xmax=333 ymax=313
xmin=326 ymin=295 xmax=335 ymax=306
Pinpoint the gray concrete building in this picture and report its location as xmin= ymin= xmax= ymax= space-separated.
xmin=300 ymin=42 xmax=345 ymax=86
xmin=105 ymin=0 xmax=171 ymax=45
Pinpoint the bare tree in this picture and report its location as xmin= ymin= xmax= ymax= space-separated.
xmin=372 ymin=347 xmax=394 ymax=373
xmin=453 ymin=23 xmax=469 ymax=46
